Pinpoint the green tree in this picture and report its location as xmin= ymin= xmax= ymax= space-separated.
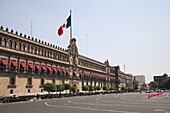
xmin=82 ymin=85 xmax=89 ymax=94
xmin=110 ymin=87 xmax=114 ymax=90
xmin=70 ymin=85 xmax=77 ymax=95
xmin=88 ymin=85 xmax=94 ymax=91
xmin=43 ymin=83 xmax=56 ymax=93
xmin=63 ymin=84 xmax=71 ymax=94
xmin=103 ymin=86 xmax=109 ymax=91
xmin=149 ymin=81 xmax=158 ymax=90
xmin=96 ymin=86 xmax=101 ymax=91
xmin=94 ymin=86 xmax=97 ymax=91
xmin=56 ymin=84 xmax=64 ymax=97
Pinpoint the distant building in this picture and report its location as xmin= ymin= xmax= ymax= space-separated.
xmin=134 ymin=75 xmax=145 ymax=83
xmin=154 ymin=73 xmax=169 ymax=89
xmin=134 ymin=75 xmax=145 ymax=89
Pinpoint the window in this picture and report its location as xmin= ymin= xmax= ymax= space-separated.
xmin=28 ymin=89 xmax=30 ymax=93
xmin=94 ymin=81 xmax=96 ymax=86
xmin=0 ymin=37 xmax=2 ymax=46
xmin=20 ymin=62 xmax=26 ymax=73
xmin=52 ymin=79 xmax=55 ymax=84
xmin=9 ymin=40 xmax=12 ymax=49
xmin=86 ymin=81 xmax=88 ymax=86
xmin=27 ymin=78 xmax=32 ymax=86
xmin=4 ymin=38 xmax=7 ymax=47
xmin=28 ymin=63 xmax=34 ymax=73
xmin=23 ymin=44 xmax=25 ymax=51
xmin=35 ymin=64 xmax=40 ymax=73
xmin=10 ymin=89 xmax=13 ymax=94
xmin=9 ymin=77 xmax=16 ymax=86
xmin=14 ymin=41 xmax=16 ymax=49
xmin=44 ymin=51 xmax=46 ymax=57
xmin=41 ymin=79 xmax=44 ymax=86
xmin=47 ymin=51 xmax=49 ymax=57
xmin=1 ymin=59 xmax=8 ymax=71
xmin=19 ymin=43 xmax=22 ymax=50
xmin=41 ymin=65 xmax=46 ymax=74
xmin=82 ymin=81 xmax=84 ymax=86
xmin=35 ymin=47 xmax=37 ymax=54
xmin=38 ymin=48 xmax=40 ymax=55
xmin=62 ymin=79 xmax=65 ymax=84
xmin=11 ymin=60 xmax=18 ymax=71
xmin=27 ymin=45 xmax=30 ymax=52
xmin=31 ymin=47 xmax=34 ymax=53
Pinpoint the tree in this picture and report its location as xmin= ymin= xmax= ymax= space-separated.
xmin=96 ymin=86 xmax=101 ymax=91
xmin=149 ymin=81 xmax=158 ymax=90
xmin=56 ymin=84 xmax=64 ymax=97
xmin=94 ymin=86 xmax=97 ymax=91
xmin=82 ymin=85 xmax=89 ymax=94
xmin=162 ymin=78 xmax=170 ymax=89
xmin=63 ymin=84 xmax=71 ymax=94
xmin=70 ymin=85 xmax=77 ymax=95
xmin=103 ymin=86 xmax=109 ymax=91
xmin=110 ymin=87 xmax=114 ymax=90
xmin=88 ymin=85 xmax=94 ymax=91
xmin=43 ymin=83 xmax=56 ymax=93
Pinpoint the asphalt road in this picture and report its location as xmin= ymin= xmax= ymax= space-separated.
xmin=1 ymin=92 xmax=170 ymax=113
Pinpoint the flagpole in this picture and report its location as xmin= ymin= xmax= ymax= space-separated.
xmin=70 ymin=10 xmax=72 ymax=39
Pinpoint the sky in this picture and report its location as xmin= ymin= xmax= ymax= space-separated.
xmin=0 ymin=0 xmax=170 ymax=83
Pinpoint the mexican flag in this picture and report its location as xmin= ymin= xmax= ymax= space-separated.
xmin=58 ymin=15 xmax=71 ymax=36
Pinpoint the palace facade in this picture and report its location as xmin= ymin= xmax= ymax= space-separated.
xmin=0 ymin=26 xmax=133 ymax=96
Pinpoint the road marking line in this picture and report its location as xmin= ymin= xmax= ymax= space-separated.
xmin=45 ymin=102 xmax=139 ymax=113
xmin=154 ymin=109 xmax=165 ymax=111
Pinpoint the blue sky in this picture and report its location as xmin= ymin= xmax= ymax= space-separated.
xmin=0 ymin=0 xmax=170 ymax=83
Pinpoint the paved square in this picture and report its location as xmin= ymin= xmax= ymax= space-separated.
xmin=1 ymin=93 xmax=170 ymax=113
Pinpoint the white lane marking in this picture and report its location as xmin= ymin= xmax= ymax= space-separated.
xmin=45 ymin=102 xmax=139 ymax=113
xmin=68 ymin=99 xmax=170 ymax=109
xmin=154 ymin=109 xmax=165 ymax=111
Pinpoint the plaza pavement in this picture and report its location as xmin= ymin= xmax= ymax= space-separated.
xmin=0 ymin=92 xmax=170 ymax=113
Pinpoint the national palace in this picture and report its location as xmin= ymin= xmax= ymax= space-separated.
xmin=0 ymin=26 xmax=133 ymax=96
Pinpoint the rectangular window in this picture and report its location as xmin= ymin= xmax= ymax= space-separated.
xmin=62 ymin=79 xmax=65 ymax=85
xmin=94 ymin=81 xmax=96 ymax=86
xmin=86 ymin=81 xmax=88 ymax=86
xmin=27 ymin=78 xmax=32 ymax=86
xmin=10 ymin=89 xmax=13 ymax=94
xmin=41 ymin=79 xmax=44 ymax=86
xmin=82 ymin=81 xmax=84 ymax=86
xmin=10 ymin=77 xmax=15 ymax=86
xmin=11 ymin=60 xmax=18 ymax=71
xmin=1 ymin=59 xmax=8 ymax=71
xmin=52 ymin=79 xmax=55 ymax=84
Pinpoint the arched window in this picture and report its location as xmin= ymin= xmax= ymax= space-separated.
xmin=44 ymin=51 xmax=46 ymax=57
xmin=14 ymin=41 xmax=17 ymax=49
xmin=35 ymin=47 xmax=37 ymax=54
xmin=4 ymin=38 xmax=7 ymax=47
xmin=38 ymin=48 xmax=40 ymax=55
xmin=27 ymin=45 xmax=30 ymax=52
xmin=31 ymin=47 xmax=34 ymax=53
xmin=19 ymin=43 xmax=22 ymax=50
xmin=41 ymin=49 xmax=43 ymax=56
xmin=47 ymin=51 xmax=49 ymax=57
xmin=0 ymin=37 xmax=2 ymax=46
xmin=9 ymin=40 xmax=13 ymax=49
xmin=23 ymin=44 xmax=25 ymax=51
